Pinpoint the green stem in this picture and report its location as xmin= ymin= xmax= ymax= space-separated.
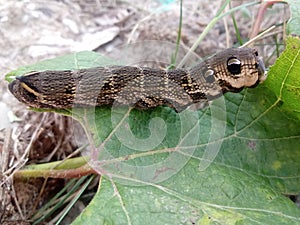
xmin=170 ymin=0 xmax=183 ymax=68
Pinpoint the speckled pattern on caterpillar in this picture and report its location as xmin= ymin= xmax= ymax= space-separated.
xmin=8 ymin=47 xmax=267 ymax=112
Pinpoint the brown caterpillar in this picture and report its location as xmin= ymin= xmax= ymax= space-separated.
xmin=8 ymin=48 xmax=266 ymax=111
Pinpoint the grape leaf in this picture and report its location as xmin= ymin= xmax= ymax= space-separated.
xmin=6 ymin=37 xmax=300 ymax=225
xmin=266 ymin=36 xmax=300 ymax=119
xmin=70 ymin=36 xmax=300 ymax=225
xmin=286 ymin=0 xmax=300 ymax=35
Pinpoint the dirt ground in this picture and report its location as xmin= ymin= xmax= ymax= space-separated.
xmin=0 ymin=0 xmax=289 ymax=224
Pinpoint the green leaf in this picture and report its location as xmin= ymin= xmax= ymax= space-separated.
xmin=286 ymin=0 xmax=300 ymax=35
xmin=72 ymin=37 xmax=300 ymax=224
xmin=5 ymin=51 xmax=115 ymax=82
xmin=6 ymin=38 xmax=300 ymax=224
xmin=265 ymin=36 xmax=300 ymax=119
xmin=72 ymin=165 xmax=300 ymax=225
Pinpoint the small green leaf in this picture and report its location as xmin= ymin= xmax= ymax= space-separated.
xmin=286 ymin=0 xmax=300 ymax=35
xmin=266 ymin=36 xmax=300 ymax=119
